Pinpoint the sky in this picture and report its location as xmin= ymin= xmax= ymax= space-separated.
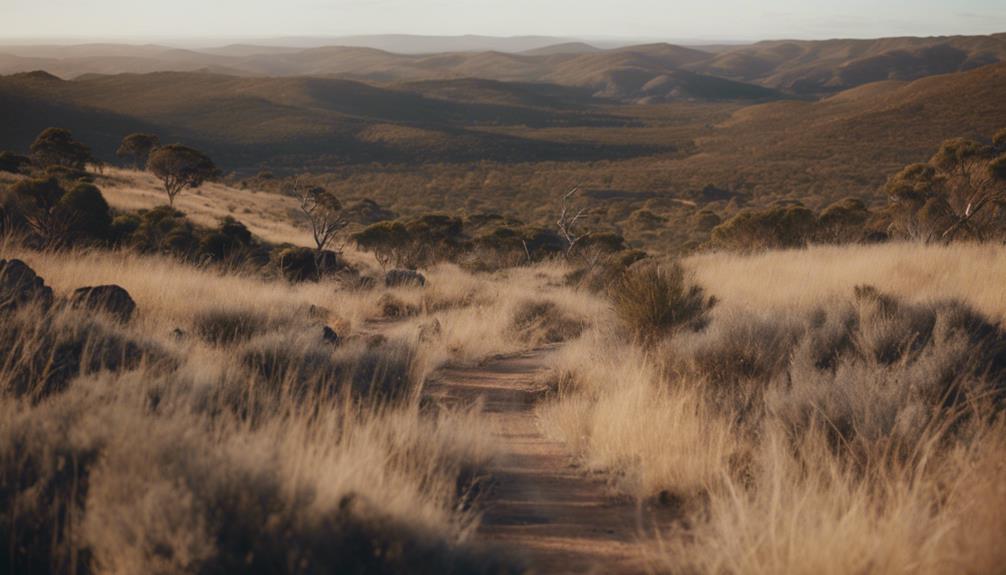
xmin=1 ymin=0 xmax=1004 ymax=43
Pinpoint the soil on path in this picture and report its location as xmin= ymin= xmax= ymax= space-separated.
xmin=425 ymin=348 xmax=648 ymax=574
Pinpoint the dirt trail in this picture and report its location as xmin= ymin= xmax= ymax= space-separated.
xmin=425 ymin=348 xmax=647 ymax=574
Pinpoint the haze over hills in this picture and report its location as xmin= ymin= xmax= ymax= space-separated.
xmin=2 ymin=32 xmax=1004 ymax=101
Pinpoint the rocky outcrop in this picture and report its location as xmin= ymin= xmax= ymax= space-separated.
xmin=0 ymin=259 xmax=53 ymax=312
xmin=71 ymin=285 xmax=136 ymax=323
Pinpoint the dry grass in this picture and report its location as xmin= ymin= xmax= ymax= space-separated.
xmin=97 ymin=168 xmax=316 ymax=247
xmin=0 ymin=237 xmax=520 ymax=573
xmin=539 ymin=241 xmax=1006 ymax=574
xmin=688 ymin=242 xmax=1006 ymax=321
xmin=8 ymin=163 xmax=1006 ymax=573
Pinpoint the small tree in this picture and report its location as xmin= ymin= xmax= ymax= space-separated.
xmin=116 ymin=133 xmax=160 ymax=169
xmin=29 ymin=128 xmax=93 ymax=169
xmin=352 ymin=221 xmax=411 ymax=269
xmin=286 ymin=180 xmax=348 ymax=252
xmin=146 ymin=144 xmax=218 ymax=207
xmin=886 ymin=134 xmax=1006 ymax=242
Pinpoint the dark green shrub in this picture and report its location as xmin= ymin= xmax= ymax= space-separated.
xmin=711 ymin=204 xmax=816 ymax=251
xmin=511 ymin=300 xmax=584 ymax=345
xmin=58 ymin=183 xmax=112 ymax=242
xmin=610 ymin=261 xmax=715 ymax=344
xmin=198 ymin=217 xmax=253 ymax=262
xmin=815 ymin=197 xmax=870 ymax=244
xmin=193 ymin=308 xmax=266 ymax=345
xmin=0 ymin=151 xmax=32 ymax=174
xmin=109 ymin=213 xmax=141 ymax=244
xmin=29 ymin=128 xmax=93 ymax=169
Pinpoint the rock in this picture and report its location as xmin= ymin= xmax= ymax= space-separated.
xmin=71 ymin=285 xmax=136 ymax=323
xmin=385 ymin=269 xmax=426 ymax=288
xmin=322 ymin=326 xmax=342 ymax=346
xmin=0 ymin=259 xmax=53 ymax=311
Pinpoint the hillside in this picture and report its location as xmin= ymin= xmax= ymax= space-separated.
xmin=3 ymin=34 xmax=1005 ymax=101
xmin=0 ymin=41 xmax=778 ymax=103
xmin=0 ymin=70 xmax=662 ymax=168
xmin=691 ymin=33 xmax=1006 ymax=93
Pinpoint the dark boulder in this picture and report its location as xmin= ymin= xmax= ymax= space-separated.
xmin=0 ymin=259 xmax=53 ymax=311
xmin=322 ymin=326 xmax=342 ymax=346
xmin=71 ymin=285 xmax=136 ymax=323
xmin=385 ymin=269 xmax=426 ymax=288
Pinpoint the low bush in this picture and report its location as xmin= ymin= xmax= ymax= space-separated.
xmin=610 ymin=261 xmax=715 ymax=344
xmin=511 ymin=299 xmax=585 ymax=346
xmin=193 ymin=308 xmax=268 ymax=345
xmin=0 ymin=305 xmax=165 ymax=399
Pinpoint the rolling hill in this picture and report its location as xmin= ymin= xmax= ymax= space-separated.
xmin=0 ymin=41 xmax=779 ymax=103
xmin=7 ymin=34 xmax=1002 ymax=102
xmin=689 ymin=33 xmax=1006 ymax=93
xmin=0 ymin=70 xmax=662 ymax=169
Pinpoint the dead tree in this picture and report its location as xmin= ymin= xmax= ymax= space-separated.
xmin=556 ymin=187 xmax=591 ymax=258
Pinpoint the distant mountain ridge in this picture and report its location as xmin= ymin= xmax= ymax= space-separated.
xmin=2 ymin=33 xmax=1003 ymax=102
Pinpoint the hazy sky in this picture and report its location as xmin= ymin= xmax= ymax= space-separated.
xmin=1 ymin=0 xmax=1005 ymax=42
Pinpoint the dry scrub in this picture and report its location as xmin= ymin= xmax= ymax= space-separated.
xmin=541 ymin=242 xmax=1006 ymax=573
xmin=0 ymin=241 xmax=516 ymax=574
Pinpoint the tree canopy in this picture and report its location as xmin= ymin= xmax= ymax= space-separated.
xmin=146 ymin=144 xmax=219 ymax=207
xmin=885 ymin=132 xmax=1006 ymax=242
xmin=116 ymin=133 xmax=161 ymax=169
xmin=29 ymin=128 xmax=94 ymax=170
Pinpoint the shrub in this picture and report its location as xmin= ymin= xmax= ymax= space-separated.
xmin=377 ymin=293 xmax=420 ymax=319
xmin=511 ymin=300 xmax=584 ymax=346
xmin=815 ymin=197 xmax=870 ymax=244
xmin=885 ymin=134 xmax=1006 ymax=242
xmin=58 ymin=183 xmax=112 ymax=242
xmin=29 ymin=127 xmax=93 ymax=169
xmin=193 ymin=308 xmax=267 ymax=345
xmin=711 ymin=204 xmax=817 ymax=251
xmin=199 ymin=217 xmax=254 ymax=262
xmin=610 ymin=262 xmax=715 ymax=344
xmin=0 ymin=151 xmax=32 ymax=174
xmin=0 ymin=305 xmax=162 ymax=399
xmin=274 ymin=246 xmax=343 ymax=282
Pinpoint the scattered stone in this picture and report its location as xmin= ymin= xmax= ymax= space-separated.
xmin=385 ymin=269 xmax=426 ymax=288
xmin=322 ymin=326 xmax=342 ymax=346
xmin=71 ymin=285 xmax=136 ymax=323
xmin=0 ymin=258 xmax=53 ymax=311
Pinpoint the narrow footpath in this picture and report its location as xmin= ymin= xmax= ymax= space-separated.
xmin=425 ymin=349 xmax=647 ymax=574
